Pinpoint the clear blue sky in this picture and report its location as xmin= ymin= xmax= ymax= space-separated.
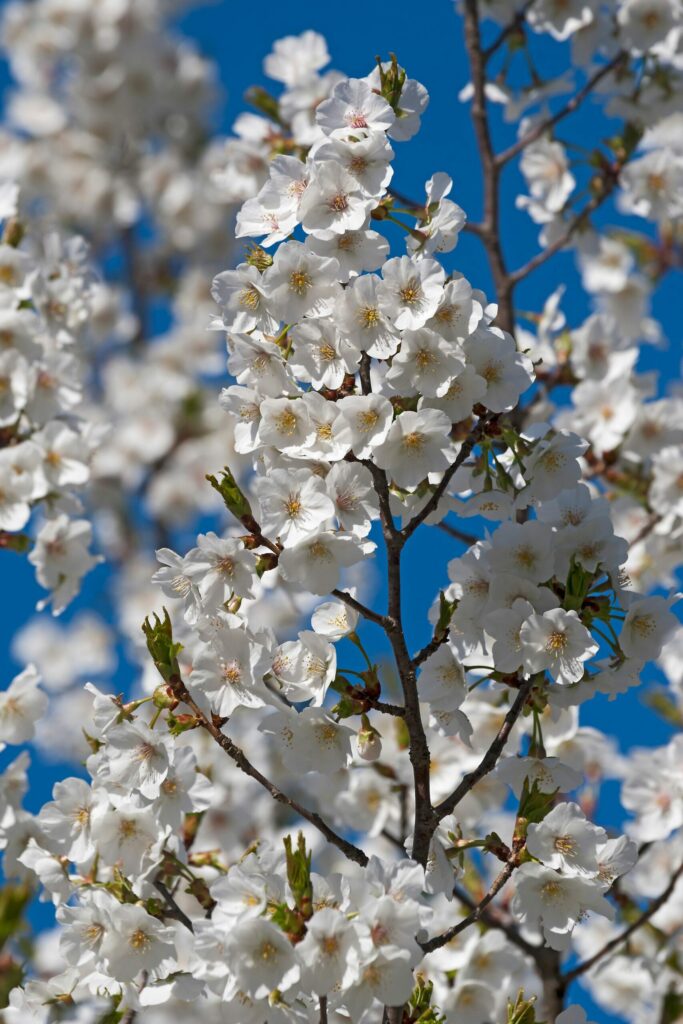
xmin=0 ymin=3 xmax=680 ymax=1021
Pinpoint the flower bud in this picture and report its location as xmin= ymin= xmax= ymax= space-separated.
xmin=357 ymin=717 xmax=382 ymax=761
xmin=152 ymin=685 xmax=178 ymax=710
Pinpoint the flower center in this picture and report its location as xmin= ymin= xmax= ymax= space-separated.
xmin=239 ymin=286 xmax=260 ymax=309
xmin=402 ymin=431 xmax=425 ymax=452
xmin=275 ymin=408 xmax=299 ymax=435
xmin=399 ymin=280 xmax=422 ymax=305
xmin=321 ymin=935 xmax=339 ymax=956
xmin=346 ymin=110 xmax=368 ymax=129
xmin=289 ymin=270 xmax=312 ymax=295
xmin=328 ymin=192 xmax=349 ymax=212
xmin=129 ymin=929 xmax=152 ymax=951
xmin=546 ymin=630 xmax=568 ymax=652
xmin=358 ymin=410 xmax=379 ymax=431
xmin=358 ymin=306 xmax=381 ymax=328
xmin=319 ymin=343 xmax=337 ymax=361
xmin=554 ymin=834 xmax=576 ymax=854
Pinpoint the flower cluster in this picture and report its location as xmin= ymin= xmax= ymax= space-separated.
xmin=0 ymin=192 xmax=100 ymax=612
xmin=0 ymin=7 xmax=682 ymax=1024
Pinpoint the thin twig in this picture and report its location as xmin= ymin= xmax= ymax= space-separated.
xmin=402 ymin=413 xmax=493 ymax=541
xmin=562 ymin=861 xmax=683 ymax=985
xmin=497 ymin=51 xmax=627 ymax=166
xmin=420 ymin=860 xmax=518 ymax=953
xmin=154 ymin=878 xmax=195 ymax=932
xmin=509 ymin=163 xmax=626 ymax=285
xmin=332 ymin=588 xmax=390 ymax=628
xmin=435 ymin=675 xmax=535 ymax=820
xmin=451 ymin=880 xmax=541 ymax=957
xmin=319 ymin=995 xmax=329 ymax=1024
xmin=168 ymin=675 xmax=369 ymax=867
xmin=366 ymin=697 xmax=406 ymax=718
xmin=483 ymin=0 xmax=535 ymax=61
xmin=436 ymin=521 xmax=479 ymax=546
xmin=462 ymin=0 xmax=515 ymax=333
xmin=412 ymin=630 xmax=450 ymax=669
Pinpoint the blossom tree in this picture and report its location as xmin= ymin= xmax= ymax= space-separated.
xmin=0 ymin=1 xmax=683 ymax=1023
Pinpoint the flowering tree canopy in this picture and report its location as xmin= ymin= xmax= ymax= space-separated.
xmin=0 ymin=2 xmax=682 ymax=1023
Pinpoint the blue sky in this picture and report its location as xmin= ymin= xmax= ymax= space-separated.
xmin=0 ymin=2 xmax=680 ymax=1021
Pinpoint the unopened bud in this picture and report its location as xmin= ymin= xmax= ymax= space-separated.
xmin=256 ymin=553 xmax=279 ymax=576
xmin=153 ymin=685 xmax=178 ymax=710
xmin=2 ymin=218 xmax=24 ymax=248
xmin=245 ymin=243 xmax=273 ymax=271
xmin=357 ymin=716 xmax=382 ymax=761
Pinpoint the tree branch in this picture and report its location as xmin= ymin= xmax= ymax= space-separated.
xmin=420 ymin=859 xmax=518 ymax=953
xmin=168 ymin=675 xmax=369 ymax=867
xmin=434 ymin=674 xmax=535 ymax=820
xmin=436 ymin=521 xmax=479 ymax=547
xmin=451 ymin=879 xmax=541 ymax=957
xmin=462 ymin=0 xmax=515 ymax=334
xmin=412 ymin=630 xmax=450 ymax=669
xmin=562 ymin=860 xmax=683 ymax=986
xmin=382 ymin=536 xmax=437 ymax=867
xmin=331 ymin=588 xmax=390 ymax=628
xmin=497 ymin=51 xmax=627 ymax=167
xmin=483 ymin=0 xmax=535 ymax=61
xmin=402 ymin=413 xmax=493 ymax=541
xmin=154 ymin=878 xmax=195 ymax=933
xmin=509 ymin=171 xmax=625 ymax=285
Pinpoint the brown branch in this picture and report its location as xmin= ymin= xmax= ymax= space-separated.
xmin=413 ymin=630 xmax=450 ymax=669
xmin=462 ymin=0 xmax=514 ymax=334
xmin=451 ymin=880 xmax=541 ymax=956
xmin=497 ymin=51 xmax=627 ymax=167
xmin=509 ymin=170 xmax=625 ymax=285
xmin=402 ymin=413 xmax=493 ymax=541
xmin=154 ymin=878 xmax=195 ymax=932
xmin=365 ymin=697 xmax=406 ymax=718
xmin=168 ymin=675 xmax=369 ymax=867
xmin=357 ymin=354 xmax=436 ymax=868
xmin=562 ymin=861 xmax=683 ymax=986
xmin=420 ymin=859 xmax=518 ymax=953
xmin=331 ymin=588 xmax=390 ymax=628
xmin=382 ymin=536 xmax=437 ymax=867
xmin=121 ymin=226 xmax=149 ymax=349
xmin=483 ymin=0 xmax=535 ymax=61
xmin=435 ymin=674 xmax=535 ymax=821
xmin=436 ymin=521 xmax=479 ymax=546
xmin=319 ymin=996 xmax=328 ymax=1024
